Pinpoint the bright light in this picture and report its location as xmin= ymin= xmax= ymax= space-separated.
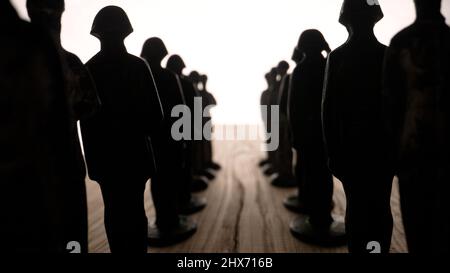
xmin=11 ymin=0 xmax=450 ymax=124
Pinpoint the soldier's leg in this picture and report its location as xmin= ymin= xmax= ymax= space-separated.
xmin=342 ymin=173 xmax=393 ymax=253
xmin=100 ymin=177 xmax=148 ymax=253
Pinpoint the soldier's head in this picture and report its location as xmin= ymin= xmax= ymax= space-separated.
xmin=166 ymin=55 xmax=186 ymax=76
xmin=141 ymin=37 xmax=168 ymax=66
xmin=277 ymin=61 xmax=290 ymax=78
xmin=27 ymin=0 xmax=65 ymax=34
xmin=189 ymin=71 xmax=201 ymax=85
xmin=266 ymin=68 xmax=278 ymax=86
xmin=414 ymin=0 xmax=442 ymax=19
xmin=294 ymin=29 xmax=330 ymax=62
xmin=339 ymin=0 xmax=384 ymax=31
xmin=91 ymin=6 xmax=133 ymax=41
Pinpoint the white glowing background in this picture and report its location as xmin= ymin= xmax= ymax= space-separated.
xmin=11 ymin=0 xmax=450 ymax=124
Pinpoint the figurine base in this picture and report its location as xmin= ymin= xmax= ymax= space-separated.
xmin=148 ymin=216 xmax=197 ymax=247
xmin=179 ymin=195 xmax=207 ymax=215
xmin=289 ymin=214 xmax=347 ymax=247
xmin=208 ymin=162 xmax=222 ymax=171
xmin=191 ymin=178 xmax=209 ymax=193
xmin=283 ymin=194 xmax=308 ymax=214
xmin=263 ymin=166 xmax=277 ymax=176
xmin=271 ymin=176 xmax=297 ymax=188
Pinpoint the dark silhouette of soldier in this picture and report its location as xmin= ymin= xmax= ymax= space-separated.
xmin=80 ymin=6 xmax=164 ymax=253
xmin=288 ymin=30 xmax=345 ymax=246
xmin=383 ymin=0 xmax=450 ymax=254
xmin=284 ymin=39 xmax=315 ymax=214
xmin=322 ymin=0 xmax=393 ymax=253
xmin=167 ymin=55 xmax=207 ymax=215
xmin=199 ymin=74 xmax=221 ymax=171
xmin=27 ymin=0 xmax=100 ymax=253
xmin=263 ymin=61 xmax=290 ymax=177
xmin=1 ymin=0 xmax=79 ymax=252
xmin=272 ymin=64 xmax=296 ymax=188
xmin=260 ymin=68 xmax=278 ymax=168
xmin=140 ymin=37 xmax=197 ymax=246
xmin=188 ymin=71 xmax=215 ymax=185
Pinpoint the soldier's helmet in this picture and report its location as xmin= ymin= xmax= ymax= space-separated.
xmin=189 ymin=71 xmax=201 ymax=83
xmin=339 ymin=0 xmax=384 ymax=27
xmin=26 ymin=0 xmax=65 ymax=14
xmin=294 ymin=29 xmax=330 ymax=60
xmin=141 ymin=37 xmax=169 ymax=64
xmin=166 ymin=55 xmax=186 ymax=74
xmin=277 ymin=61 xmax=290 ymax=75
xmin=91 ymin=6 xmax=133 ymax=40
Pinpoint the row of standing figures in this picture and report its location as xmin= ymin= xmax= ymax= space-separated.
xmin=1 ymin=1 xmax=220 ymax=253
xmin=260 ymin=0 xmax=450 ymax=254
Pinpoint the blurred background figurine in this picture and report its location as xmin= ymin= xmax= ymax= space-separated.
xmin=26 ymin=0 xmax=100 ymax=253
xmin=141 ymin=37 xmax=197 ymax=246
xmin=1 ymin=0 xmax=79 ymax=252
xmin=167 ymin=55 xmax=208 ymax=215
xmin=322 ymin=0 xmax=393 ymax=253
xmin=260 ymin=68 xmax=278 ymax=170
xmin=383 ymin=0 xmax=450 ymax=254
xmin=80 ymin=6 xmax=164 ymax=253
xmin=289 ymin=29 xmax=345 ymax=247
xmin=272 ymin=61 xmax=296 ymax=188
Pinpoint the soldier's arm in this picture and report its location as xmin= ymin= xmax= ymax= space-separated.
xmin=321 ymin=55 xmax=338 ymax=166
xmin=141 ymin=60 xmax=164 ymax=135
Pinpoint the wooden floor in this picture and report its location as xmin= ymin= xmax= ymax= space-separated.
xmin=86 ymin=139 xmax=408 ymax=253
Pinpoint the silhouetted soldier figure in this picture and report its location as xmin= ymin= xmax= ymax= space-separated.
xmin=322 ymin=1 xmax=393 ymax=253
xmin=272 ymin=64 xmax=296 ymax=188
xmin=284 ymin=37 xmax=322 ymax=214
xmin=141 ymin=37 xmax=197 ymax=246
xmin=1 ymin=0 xmax=78 ymax=252
xmin=80 ymin=6 xmax=164 ymax=253
xmin=167 ymin=55 xmax=207 ymax=215
xmin=260 ymin=68 xmax=278 ymax=168
xmin=27 ymin=0 xmax=100 ymax=253
xmin=383 ymin=0 xmax=450 ymax=254
xmin=188 ymin=71 xmax=215 ymax=185
xmin=199 ymin=74 xmax=221 ymax=171
xmin=264 ymin=61 xmax=290 ymax=177
xmin=288 ymin=30 xmax=345 ymax=246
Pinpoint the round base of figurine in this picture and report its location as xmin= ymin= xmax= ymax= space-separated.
xmin=179 ymin=196 xmax=207 ymax=215
xmin=263 ymin=166 xmax=277 ymax=176
xmin=208 ymin=162 xmax=222 ymax=171
xmin=271 ymin=176 xmax=297 ymax=188
xmin=258 ymin=159 xmax=270 ymax=167
xmin=191 ymin=178 xmax=209 ymax=193
xmin=289 ymin=214 xmax=347 ymax=247
xmin=201 ymin=170 xmax=216 ymax=180
xmin=283 ymin=194 xmax=308 ymax=214
xmin=148 ymin=216 xmax=197 ymax=247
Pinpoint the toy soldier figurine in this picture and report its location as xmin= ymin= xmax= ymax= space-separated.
xmin=1 ymin=0 xmax=77 ymax=252
xmin=264 ymin=61 xmax=290 ymax=177
xmin=284 ymin=34 xmax=323 ymax=214
xmin=26 ymin=0 xmax=100 ymax=253
xmin=322 ymin=0 xmax=393 ymax=252
xmin=272 ymin=63 xmax=296 ymax=188
xmin=289 ymin=30 xmax=346 ymax=247
xmin=80 ymin=6 xmax=164 ymax=253
xmin=199 ymin=74 xmax=221 ymax=171
xmin=383 ymin=0 xmax=450 ymax=253
xmin=141 ymin=37 xmax=197 ymax=246
xmin=167 ymin=55 xmax=208 ymax=215
xmin=260 ymin=68 xmax=278 ymax=168
xmin=188 ymin=71 xmax=215 ymax=187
